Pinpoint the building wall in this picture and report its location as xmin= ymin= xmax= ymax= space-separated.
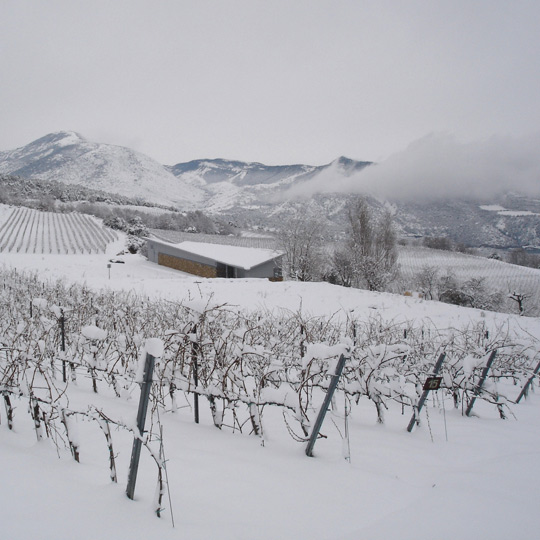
xmin=158 ymin=253 xmax=217 ymax=278
xmin=147 ymin=238 xmax=282 ymax=280
xmin=245 ymin=259 xmax=282 ymax=279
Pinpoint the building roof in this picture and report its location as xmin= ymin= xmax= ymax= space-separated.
xmin=152 ymin=239 xmax=283 ymax=270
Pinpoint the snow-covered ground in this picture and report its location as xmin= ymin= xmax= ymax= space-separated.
xmin=1 ymin=242 xmax=540 ymax=540
xmin=4 ymin=382 xmax=540 ymax=540
xmin=2 ymin=240 xmax=534 ymax=331
xmin=399 ymin=245 xmax=540 ymax=316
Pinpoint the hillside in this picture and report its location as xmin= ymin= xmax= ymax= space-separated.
xmin=1 ymin=242 xmax=540 ymax=540
xmin=398 ymin=245 xmax=540 ymax=316
xmin=0 ymin=132 xmax=204 ymax=208
xmin=1 ymin=204 xmax=536 ymax=315
xmin=2 ymin=132 xmax=540 ymax=249
xmin=0 ymin=205 xmax=118 ymax=254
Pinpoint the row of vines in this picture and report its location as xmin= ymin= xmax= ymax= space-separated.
xmin=0 ymin=207 xmax=117 ymax=254
xmin=398 ymin=246 xmax=540 ymax=284
xmin=398 ymin=245 xmax=540 ymax=312
xmin=1 ymin=267 xmax=539 ymax=447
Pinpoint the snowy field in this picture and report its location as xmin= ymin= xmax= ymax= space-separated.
xmin=0 ymin=205 xmax=117 ymax=254
xmin=1 ymin=203 xmax=538 ymax=311
xmin=1 ymin=236 xmax=540 ymax=540
xmin=399 ymin=245 xmax=540 ymax=306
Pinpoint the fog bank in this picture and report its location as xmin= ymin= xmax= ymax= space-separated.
xmin=284 ymin=133 xmax=540 ymax=201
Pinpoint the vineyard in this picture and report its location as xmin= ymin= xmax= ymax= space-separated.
xmin=1 ymin=267 xmax=538 ymax=452
xmin=399 ymin=245 xmax=540 ymax=288
xmin=399 ymin=245 xmax=540 ymax=314
xmin=0 ymin=205 xmax=117 ymax=254
xmin=1 ymin=260 xmax=540 ymax=536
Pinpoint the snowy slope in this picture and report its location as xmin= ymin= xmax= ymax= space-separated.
xmin=169 ymin=156 xmax=370 ymax=213
xmin=398 ymin=245 xmax=540 ymax=315
xmin=0 ymin=132 xmax=205 ymax=208
xmin=1 ymin=249 xmax=540 ymax=540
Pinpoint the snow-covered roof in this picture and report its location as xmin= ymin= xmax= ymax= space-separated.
xmin=165 ymin=240 xmax=283 ymax=270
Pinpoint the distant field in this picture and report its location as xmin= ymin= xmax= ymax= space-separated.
xmin=0 ymin=206 xmax=117 ymax=254
xmin=399 ymin=245 xmax=540 ymax=289
xmin=399 ymin=245 xmax=540 ymax=314
xmin=150 ymin=228 xmax=277 ymax=249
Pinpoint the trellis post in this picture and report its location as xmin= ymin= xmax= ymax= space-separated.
xmin=60 ymin=309 xmax=66 ymax=382
xmin=126 ymin=352 xmax=155 ymax=500
xmin=407 ymin=353 xmax=446 ymax=432
xmin=516 ymin=358 xmax=540 ymax=403
xmin=465 ymin=350 xmax=497 ymax=417
xmin=191 ymin=325 xmax=200 ymax=424
xmin=305 ymin=354 xmax=347 ymax=457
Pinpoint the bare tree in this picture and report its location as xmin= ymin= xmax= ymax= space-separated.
xmin=344 ymin=197 xmax=398 ymax=291
xmin=415 ymin=265 xmax=439 ymax=300
xmin=508 ymin=290 xmax=531 ymax=316
xmin=331 ymin=247 xmax=354 ymax=287
xmin=277 ymin=213 xmax=326 ymax=281
xmin=508 ymin=248 xmax=540 ymax=269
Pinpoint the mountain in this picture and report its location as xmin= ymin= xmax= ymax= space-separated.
xmin=0 ymin=131 xmax=205 ymax=208
xmin=1 ymin=132 xmax=539 ymax=249
xmin=168 ymin=155 xmax=540 ymax=249
xmin=168 ymin=156 xmax=372 ymax=213
xmin=170 ymin=155 xmax=369 ymax=187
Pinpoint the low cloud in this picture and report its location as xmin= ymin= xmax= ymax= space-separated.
xmin=284 ymin=133 xmax=540 ymax=201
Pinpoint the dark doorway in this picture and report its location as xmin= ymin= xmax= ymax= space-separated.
xmin=216 ymin=263 xmax=237 ymax=278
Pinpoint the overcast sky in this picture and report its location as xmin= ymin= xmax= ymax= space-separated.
xmin=1 ymin=0 xmax=539 ymax=173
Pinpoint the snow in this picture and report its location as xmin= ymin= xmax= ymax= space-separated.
xmin=479 ymin=204 xmax=539 ymax=217
xmin=81 ymin=325 xmax=108 ymax=341
xmin=145 ymin=338 xmax=165 ymax=359
xmin=480 ymin=204 xmax=506 ymax=211
xmin=499 ymin=210 xmax=539 ymax=216
xmin=135 ymin=339 xmax=165 ymax=383
xmin=161 ymin=240 xmax=283 ymax=270
xmin=303 ymin=342 xmax=349 ymax=369
xmin=1 ymin=247 xmax=540 ymax=540
xmin=1 ymin=247 xmax=537 ymax=331
xmin=32 ymin=297 xmax=48 ymax=309
xmin=3 ymin=382 xmax=540 ymax=540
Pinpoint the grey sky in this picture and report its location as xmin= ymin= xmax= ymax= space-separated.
xmin=1 ymin=0 xmax=539 ymax=169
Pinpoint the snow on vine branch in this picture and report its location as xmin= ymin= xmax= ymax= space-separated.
xmin=1 ymin=266 xmax=539 ymax=446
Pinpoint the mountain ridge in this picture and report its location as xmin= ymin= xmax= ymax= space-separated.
xmin=0 ymin=131 xmax=205 ymax=208
xmin=1 ymin=131 xmax=539 ymax=249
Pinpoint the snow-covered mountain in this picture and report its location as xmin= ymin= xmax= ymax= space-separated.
xmin=168 ymin=155 xmax=371 ymax=213
xmin=1 ymin=132 xmax=540 ymax=249
xmin=0 ymin=132 xmax=372 ymax=212
xmin=0 ymin=131 xmax=205 ymax=208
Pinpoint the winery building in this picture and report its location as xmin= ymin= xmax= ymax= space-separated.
xmin=146 ymin=238 xmax=283 ymax=280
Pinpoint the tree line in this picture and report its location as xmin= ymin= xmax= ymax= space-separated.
xmin=277 ymin=197 xmax=398 ymax=291
xmin=277 ymin=196 xmax=536 ymax=316
xmin=0 ymin=174 xmax=234 ymax=239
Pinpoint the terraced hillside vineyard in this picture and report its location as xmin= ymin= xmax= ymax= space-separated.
xmin=0 ymin=206 xmax=117 ymax=254
xmin=399 ymin=246 xmax=540 ymax=315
